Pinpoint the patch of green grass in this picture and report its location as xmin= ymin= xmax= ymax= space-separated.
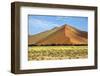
xmin=28 ymin=46 xmax=88 ymax=61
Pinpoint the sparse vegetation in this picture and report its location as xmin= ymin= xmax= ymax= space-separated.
xmin=28 ymin=46 xmax=88 ymax=61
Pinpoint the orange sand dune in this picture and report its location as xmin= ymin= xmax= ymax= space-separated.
xmin=29 ymin=24 xmax=87 ymax=45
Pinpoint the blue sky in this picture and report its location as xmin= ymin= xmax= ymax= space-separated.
xmin=28 ymin=15 xmax=88 ymax=35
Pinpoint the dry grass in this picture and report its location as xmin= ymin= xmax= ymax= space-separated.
xmin=28 ymin=46 xmax=88 ymax=61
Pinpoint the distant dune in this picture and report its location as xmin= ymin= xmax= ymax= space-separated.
xmin=29 ymin=24 xmax=88 ymax=45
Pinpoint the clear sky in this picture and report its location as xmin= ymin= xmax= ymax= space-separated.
xmin=28 ymin=15 xmax=88 ymax=35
